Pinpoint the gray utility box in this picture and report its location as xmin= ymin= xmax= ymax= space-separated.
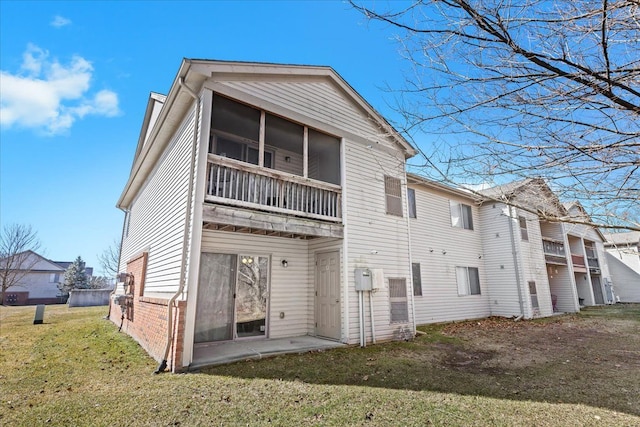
xmin=354 ymin=268 xmax=373 ymax=291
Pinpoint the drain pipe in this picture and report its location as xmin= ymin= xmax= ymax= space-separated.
xmin=155 ymin=76 xmax=200 ymax=374
xmin=368 ymin=290 xmax=376 ymax=344
xmin=506 ymin=204 xmax=525 ymax=318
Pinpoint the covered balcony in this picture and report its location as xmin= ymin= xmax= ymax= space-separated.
xmin=202 ymin=93 xmax=343 ymax=239
xmin=542 ymin=237 xmax=568 ymax=265
xmin=571 ymin=254 xmax=588 ymax=273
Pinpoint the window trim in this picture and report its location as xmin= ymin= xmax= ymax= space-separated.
xmin=389 ymin=278 xmax=409 ymax=323
xmin=412 ymin=263 xmax=422 ymax=296
xmin=407 ymin=188 xmax=417 ymax=219
xmin=450 ymin=200 xmax=474 ymax=230
xmin=384 ymin=175 xmax=403 ymax=217
xmin=456 ymin=266 xmax=481 ymax=296
xmin=519 ymin=216 xmax=529 ymax=241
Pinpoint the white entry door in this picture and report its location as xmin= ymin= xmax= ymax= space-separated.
xmin=315 ymin=251 xmax=341 ymax=340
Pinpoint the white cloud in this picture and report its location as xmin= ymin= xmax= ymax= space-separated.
xmin=51 ymin=15 xmax=72 ymax=28
xmin=0 ymin=44 xmax=120 ymax=135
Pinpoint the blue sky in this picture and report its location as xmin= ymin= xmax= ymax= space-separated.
xmin=1 ymin=1 xmax=414 ymax=274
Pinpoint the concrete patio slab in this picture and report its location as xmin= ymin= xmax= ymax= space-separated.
xmin=190 ymin=336 xmax=345 ymax=370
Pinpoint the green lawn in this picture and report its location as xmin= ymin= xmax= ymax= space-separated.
xmin=1 ymin=304 xmax=638 ymax=426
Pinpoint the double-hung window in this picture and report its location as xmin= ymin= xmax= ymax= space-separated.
xmin=519 ymin=216 xmax=529 ymax=241
xmin=385 ymin=176 xmax=403 ymax=217
xmin=450 ymin=201 xmax=473 ymax=230
xmin=456 ymin=266 xmax=481 ymax=296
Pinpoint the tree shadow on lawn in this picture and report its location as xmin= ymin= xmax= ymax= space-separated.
xmin=200 ymin=315 xmax=640 ymax=417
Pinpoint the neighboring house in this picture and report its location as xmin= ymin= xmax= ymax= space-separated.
xmin=111 ymin=59 xmax=418 ymax=372
xmin=111 ymin=59 xmax=621 ymax=372
xmin=603 ymin=231 xmax=640 ymax=302
xmin=1 ymin=251 xmax=67 ymax=305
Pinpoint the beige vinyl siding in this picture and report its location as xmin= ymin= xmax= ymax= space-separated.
xmin=515 ymin=210 xmax=553 ymax=318
xmin=220 ymin=80 xmax=383 ymax=141
xmin=409 ymin=185 xmax=490 ymax=324
xmin=205 ymin=76 xmax=410 ymax=344
xmin=479 ymin=203 xmax=525 ymax=318
xmin=119 ymin=106 xmax=196 ymax=295
xmin=343 ymin=139 xmax=412 ymax=344
xmin=200 ymin=229 xmax=314 ymax=339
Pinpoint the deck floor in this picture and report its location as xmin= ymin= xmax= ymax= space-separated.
xmin=190 ymin=336 xmax=345 ymax=370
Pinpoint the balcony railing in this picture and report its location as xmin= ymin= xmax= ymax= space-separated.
xmin=542 ymin=237 xmax=566 ymax=257
xmin=205 ymin=155 xmax=342 ymax=222
xmin=571 ymin=254 xmax=586 ymax=267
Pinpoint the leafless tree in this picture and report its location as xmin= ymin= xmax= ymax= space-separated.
xmin=0 ymin=224 xmax=42 ymax=304
xmin=352 ymin=0 xmax=639 ymax=230
xmin=98 ymin=239 xmax=121 ymax=278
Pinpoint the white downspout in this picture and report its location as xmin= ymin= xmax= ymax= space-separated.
xmin=155 ymin=77 xmax=200 ymax=374
xmin=507 ymin=204 xmax=525 ymax=318
xmin=368 ymin=290 xmax=376 ymax=344
xmin=359 ymin=291 xmax=365 ymax=347
xmin=405 ymin=181 xmax=417 ymax=335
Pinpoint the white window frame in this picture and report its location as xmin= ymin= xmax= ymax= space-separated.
xmin=456 ymin=266 xmax=481 ymax=296
xmin=450 ymin=201 xmax=473 ymax=230
xmin=407 ymin=188 xmax=417 ymax=219
xmin=519 ymin=216 xmax=529 ymax=241
xmin=389 ymin=278 xmax=409 ymax=323
xmin=384 ymin=175 xmax=403 ymax=217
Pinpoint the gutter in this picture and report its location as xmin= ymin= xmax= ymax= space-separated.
xmin=155 ymin=76 xmax=200 ymax=374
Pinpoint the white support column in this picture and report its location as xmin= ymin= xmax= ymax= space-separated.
xmin=303 ymin=127 xmax=309 ymax=178
xmin=259 ymin=111 xmax=265 ymax=167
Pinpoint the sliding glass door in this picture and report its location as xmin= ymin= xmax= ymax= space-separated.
xmin=195 ymin=253 xmax=269 ymax=343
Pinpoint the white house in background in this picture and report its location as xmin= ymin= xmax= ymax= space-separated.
xmin=603 ymin=231 xmax=640 ymax=302
xmin=1 ymin=250 xmax=66 ymax=305
xmin=111 ymin=59 xmax=418 ymax=372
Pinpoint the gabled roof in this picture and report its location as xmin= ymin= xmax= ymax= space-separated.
xmin=0 ymin=250 xmax=66 ymax=272
xmin=118 ymin=59 xmax=417 ymax=209
xmin=563 ymin=201 xmax=607 ymax=241
xmin=479 ymin=178 xmax=569 ymax=218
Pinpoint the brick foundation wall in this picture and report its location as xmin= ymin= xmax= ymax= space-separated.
xmin=108 ymin=252 xmax=187 ymax=372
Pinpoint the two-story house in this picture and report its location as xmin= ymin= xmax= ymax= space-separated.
xmin=1 ymin=250 xmax=78 ymax=305
xmin=112 ymin=59 xmax=618 ymax=372
xmin=111 ymin=59 xmax=418 ymax=372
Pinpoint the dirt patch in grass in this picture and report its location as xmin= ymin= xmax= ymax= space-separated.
xmin=206 ymin=306 xmax=640 ymax=417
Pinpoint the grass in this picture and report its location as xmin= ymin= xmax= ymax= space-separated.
xmin=1 ymin=304 xmax=639 ymax=426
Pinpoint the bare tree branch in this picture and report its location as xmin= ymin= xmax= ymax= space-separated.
xmin=352 ymin=0 xmax=640 ymax=230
